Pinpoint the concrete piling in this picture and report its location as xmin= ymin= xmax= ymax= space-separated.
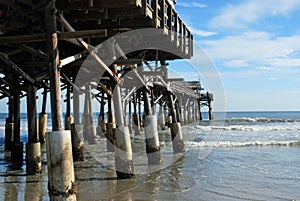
xmin=143 ymin=89 xmax=162 ymax=165
xmin=112 ymin=65 xmax=135 ymax=179
xmin=39 ymin=113 xmax=47 ymax=143
xmin=114 ymin=126 xmax=135 ymax=179
xmin=39 ymin=88 xmax=48 ymax=143
xmin=83 ymin=84 xmax=97 ymax=144
xmin=26 ymin=142 xmax=42 ymax=174
xmin=106 ymin=88 xmax=116 ymax=152
xmin=168 ymin=93 xmax=185 ymax=153
xmin=132 ymin=93 xmax=141 ymax=136
xmin=46 ymin=131 xmax=76 ymax=201
xmin=26 ymin=83 xmax=42 ymax=175
xmin=71 ymin=124 xmax=84 ymax=161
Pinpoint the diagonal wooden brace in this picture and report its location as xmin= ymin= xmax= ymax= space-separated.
xmin=56 ymin=13 xmax=122 ymax=86
xmin=0 ymin=53 xmax=36 ymax=85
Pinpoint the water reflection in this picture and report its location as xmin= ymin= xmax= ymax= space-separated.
xmin=24 ymin=175 xmax=42 ymax=201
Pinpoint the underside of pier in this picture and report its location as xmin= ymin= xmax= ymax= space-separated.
xmin=0 ymin=0 xmax=213 ymax=200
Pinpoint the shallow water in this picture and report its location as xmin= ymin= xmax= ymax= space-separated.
xmin=0 ymin=111 xmax=299 ymax=200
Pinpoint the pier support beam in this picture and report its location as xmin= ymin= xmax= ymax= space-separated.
xmin=208 ymin=93 xmax=213 ymax=121
xmin=5 ymin=97 xmax=13 ymax=151
xmin=65 ymin=85 xmax=73 ymax=130
xmin=143 ymin=89 xmax=162 ymax=165
xmin=112 ymin=65 xmax=134 ymax=179
xmin=71 ymin=124 xmax=84 ymax=161
xmin=26 ymin=84 xmax=42 ymax=175
xmin=97 ymin=91 xmax=106 ymax=138
xmin=168 ymin=93 xmax=184 ymax=153
xmin=46 ymin=131 xmax=76 ymax=200
xmin=83 ymin=84 xmax=97 ymax=144
xmin=132 ymin=93 xmax=141 ymax=136
xmin=71 ymin=90 xmax=84 ymax=161
xmin=10 ymin=88 xmax=23 ymax=169
xmin=198 ymin=99 xmax=202 ymax=121
xmin=39 ymin=88 xmax=48 ymax=143
xmin=106 ymin=88 xmax=115 ymax=152
xmin=128 ymin=97 xmax=133 ymax=134
xmin=45 ymin=3 xmax=76 ymax=200
xmin=158 ymin=103 xmax=166 ymax=130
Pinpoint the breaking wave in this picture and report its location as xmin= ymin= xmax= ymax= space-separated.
xmin=186 ymin=140 xmax=300 ymax=148
xmin=225 ymin=117 xmax=300 ymax=123
xmin=196 ymin=124 xmax=300 ymax=132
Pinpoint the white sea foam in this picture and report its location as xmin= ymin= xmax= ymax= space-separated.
xmin=225 ymin=117 xmax=299 ymax=123
xmin=186 ymin=140 xmax=300 ymax=148
xmin=196 ymin=124 xmax=300 ymax=132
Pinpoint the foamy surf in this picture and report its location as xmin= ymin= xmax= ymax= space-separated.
xmin=186 ymin=140 xmax=300 ymax=148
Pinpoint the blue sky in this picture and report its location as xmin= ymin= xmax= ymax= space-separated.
xmin=171 ymin=0 xmax=300 ymax=111
xmin=1 ymin=0 xmax=300 ymax=113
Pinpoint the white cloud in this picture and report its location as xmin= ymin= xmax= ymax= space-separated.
xmin=177 ymin=2 xmax=206 ymax=8
xmin=224 ymin=59 xmax=249 ymax=68
xmin=189 ymin=27 xmax=217 ymax=37
xmin=256 ymin=66 xmax=275 ymax=71
xmin=269 ymin=58 xmax=300 ymax=68
xmin=209 ymin=0 xmax=300 ymax=29
xmin=263 ymin=77 xmax=278 ymax=80
xmin=201 ymin=31 xmax=300 ymax=69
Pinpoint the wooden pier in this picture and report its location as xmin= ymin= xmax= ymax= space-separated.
xmin=0 ymin=0 xmax=213 ymax=200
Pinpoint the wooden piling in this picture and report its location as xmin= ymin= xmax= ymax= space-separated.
xmin=73 ymin=88 xmax=80 ymax=125
xmin=83 ymin=84 xmax=97 ymax=144
xmin=10 ymin=88 xmax=23 ymax=168
xmin=132 ymin=93 xmax=141 ymax=136
xmin=168 ymin=93 xmax=184 ymax=153
xmin=106 ymin=89 xmax=115 ymax=152
xmin=39 ymin=113 xmax=47 ymax=143
xmin=96 ymin=91 xmax=106 ymax=138
xmin=158 ymin=103 xmax=166 ymax=130
xmin=71 ymin=89 xmax=84 ymax=161
xmin=39 ymin=88 xmax=48 ymax=143
xmin=5 ymin=119 xmax=13 ymax=151
xmin=143 ymin=89 xmax=162 ymax=165
xmin=198 ymin=99 xmax=203 ymax=121
xmin=65 ymin=85 xmax=73 ymax=130
xmin=26 ymin=83 xmax=42 ymax=175
xmin=45 ymin=2 xmax=76 ymax=200
xmin=128 ymin=97 xmax=133 ymax=134
xmin=71 ymin=124 xmax=84 ymax=161
xmin=112 ymin=65 xmax=135 ymax=179
xmin=208 ymin=92 xmax=213 ymax=120
xmin=5 ymin=96 xmax=14 ymax=151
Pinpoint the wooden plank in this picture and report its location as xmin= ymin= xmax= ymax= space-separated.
xmin=0 ymin=29 xmax=107 ymax=44
xmin=0 ymin=53 xmax=36 ymax=84
xmin=59 ymin=52 xmax=84 ymax=68
xmin=109 ymin=7 xmax=145 ymax=18
xmin=57 ymin=13 xmax=122 ymax=85
xmin=18 ymin=44 xmax=48 ymax=61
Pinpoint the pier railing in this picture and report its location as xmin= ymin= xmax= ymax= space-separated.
xmin=58 ymin=0 xmax=193 ymax=59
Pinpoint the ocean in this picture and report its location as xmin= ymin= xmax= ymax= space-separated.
xmin=0 ymin=111 xmax=299 ymax=201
